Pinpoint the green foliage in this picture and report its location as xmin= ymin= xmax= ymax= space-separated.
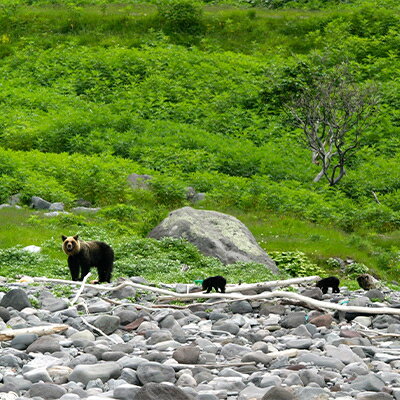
xmin=269 ymin=251 xmax=324 ymax=277
xmin=346 ymin=262 xmax=369 ymax=278
xmin=0 ymin=246 xmax=66 ymax=279
xmin=157 ymin=0 xmax=205 ymax=36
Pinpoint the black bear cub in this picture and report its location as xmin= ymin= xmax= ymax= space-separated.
xmin=202 ymin=275 xmax=227 ymax=293
xmin=316 ymin=276 xmax=340 ymax=294
xmin=62 ymin=235 xmax=114 ymax=283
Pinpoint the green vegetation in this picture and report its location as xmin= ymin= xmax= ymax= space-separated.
xmin=1 ymin=0 xmax=400 ymax=285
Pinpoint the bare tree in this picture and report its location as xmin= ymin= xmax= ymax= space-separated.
xmin=286 ymin=64 xmax=379 ymax=186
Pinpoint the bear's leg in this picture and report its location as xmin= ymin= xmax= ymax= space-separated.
xmin=322 ymin=286 xmax=328 ymax=294
xmin=68 ymin=258 xmax=80 ymax=281
xmin=97 ymin=263 xmax=111 ymax=283
xmin=220 ymin=285 xmax=226 ymax=293
xmin=333 ymin=285 xmax=340 ymax=293
xmin=206 ymin=286 xmax=212 ymax=293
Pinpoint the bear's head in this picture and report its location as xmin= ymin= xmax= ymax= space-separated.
xmin=62 ymin=234 xmax=81 ymax=255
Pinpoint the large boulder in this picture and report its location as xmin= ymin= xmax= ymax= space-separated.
xmin=148 ymin=207 xmax=278 ymax=272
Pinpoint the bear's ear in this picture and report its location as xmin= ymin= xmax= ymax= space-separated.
xmin=73 ymin=234 xmax=79 ymax=241
xmin=62 ymin=235 xmax=67 ymax=241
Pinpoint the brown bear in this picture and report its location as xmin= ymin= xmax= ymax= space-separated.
xmin=62 ymin=235 xmax=114 ymax=283
xmin=202 ymin=275 xmax=227 ymax=293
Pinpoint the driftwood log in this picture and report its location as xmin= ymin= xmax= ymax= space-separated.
xmin=0 ymin=324 xmax=68 ymax=341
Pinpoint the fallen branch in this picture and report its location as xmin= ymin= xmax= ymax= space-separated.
xmin=0 ymin=324 xmax=68 ymax=341
xmin=224 ymin=276 xmax=320 ymax=293
xmin=70 ymin=272 xmax=91 ymax=306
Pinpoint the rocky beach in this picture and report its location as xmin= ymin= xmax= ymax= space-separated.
xmin=1 ymin=277 xmax=400 ymax=400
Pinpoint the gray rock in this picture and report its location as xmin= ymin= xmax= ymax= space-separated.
xmin=3 ymin=376 xmax=32 ymax=391
xmin=259 ymin=374 xmax=282 ymax=388
xmin=261 ymin=386 xmax=296 ymax=400
xmin=241 ymin=351 xmax=272 ymax=366
xmin=120 ymin=368 xmax=140 ymax=385
xmin=212 ymin=320 xmax=240 ymax=335
xmin=259 ymin=302 xmax=286 ymax=316
xmin=49 ymin=202 xmax=64 ymax=211
xmin=301 ymin=287 xmax=323 ymax=300
xmin=365 ymin=289 xmax=385 ymax=300
xmin=342 ymin=362 xmax=369 ymax=377
xmin=23 ymin=368 xmax=52 ymax=383
xmin=296 ymin=387 xmax=329 ymax=400
xmin=325 ymin=344 xmax=363 ymax=364
xmin=0 ymin=289 xmax=31 ymax=311
xmin=349 ymin=373 xmax=385 ymax=391
xmin=147 ymin=330 xmax=173 ymax=345
xmin=113 ymin=383 xmax=141 ymax=400
xmin=26 ymin=336 xmax=61 ymax=353
xmin=102 ymin=351 xmax=126 ymax=361
xmin=92 ymin=315 xmax=120 ymax=335
xmin=68 ymin=354 xmax=98 ymax=368
xmin=220 ymin=343 xmax=251 ymax=360
xmin=285 ymin=338 xmax=313 ymax=349
xmin=28 ymin=382 xmax=67 ymax=399
xmin=31 ymin=196 xmax=51 ymax=209
xmin=134 ymin=382 xmax=192 ymax=400
xmin=373 ymin=315 xmax=400 ymax=329
xmin=69 ymin=362 xmax=122 ymax=385
xmin=298 ymin=369 xmax=325 ymax=387
xmin=148 ymin=207 xmax=278 ymax=271
xmin=111 ymin=286 xmax=137 ymax=300
xmin=0 ymin=354 xmax=22 ymax=368
xmin=115 ymin=310 xmax=138 ymax=325
xmin=0 ymin=306 xmax=10 ymax=322
xmin=356 ymin=392 xmax=393 ymax=400
xmin=230 ymin=300 xmax=253 ymax=314
xmin=281 ymin=312 xmax=306 ymax=328
xmin=40 ymin=291 xmax=68 ymax=312
xmin=136 ymin=362 xmax=176 ymax=385
xmin=298 ymin=353 xmax=345 ymax=370
xmin=173 ymin=345 xmax=200 ymax=364
xmin=11 ymin=334 xmax=38 ymax=350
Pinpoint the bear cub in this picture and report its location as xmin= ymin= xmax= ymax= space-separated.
xmin=202 ymin=275 xmax=227 ymax=293
xmin=316 ymin=276 xmax=340 ymax=294
xmin=62 ymin=235 xmax=114 ymax=283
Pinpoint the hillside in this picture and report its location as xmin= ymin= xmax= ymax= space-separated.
xmin=1 ymin=0 xmax=400 ymax=283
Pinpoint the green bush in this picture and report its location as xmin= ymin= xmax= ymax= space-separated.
xmin=270 ymin=251 xmax=324 ymax=277
xmin=157 ymin=0 xmax=204 ymax=35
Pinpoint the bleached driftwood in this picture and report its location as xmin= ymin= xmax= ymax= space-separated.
xmin=0 ymin=324 xmax=68 ymax=341
xmin=70 ymin=272 xmax=92 ymax=306
xmin=224 ymin=276 xmax=320 ymax=293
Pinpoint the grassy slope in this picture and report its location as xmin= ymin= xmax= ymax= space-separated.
xmin=1 ymin=1 xmax=400 ymax=285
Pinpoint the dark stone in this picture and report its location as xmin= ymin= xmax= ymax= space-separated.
xmin=0 ymin=306 xmax=10 ymax=322
xmin=173 ymin=345 xmax=200 ymax=364
xmin=261 ymin=386 xmax=296 ymax=400
xmin=31 ymin=196 xmax=51 ymax=209
xmin=134 ymin=382 xmax=192 ymax=400
xmin=26 ymin=336 xmax=61 ymax=354
xmin=28 ymin=382 xmax=67 ymax=399
xmin=11 ymin=334 xmax=38 ymax=350
xmin=0 ymin=289 xmax=31 ymax=311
